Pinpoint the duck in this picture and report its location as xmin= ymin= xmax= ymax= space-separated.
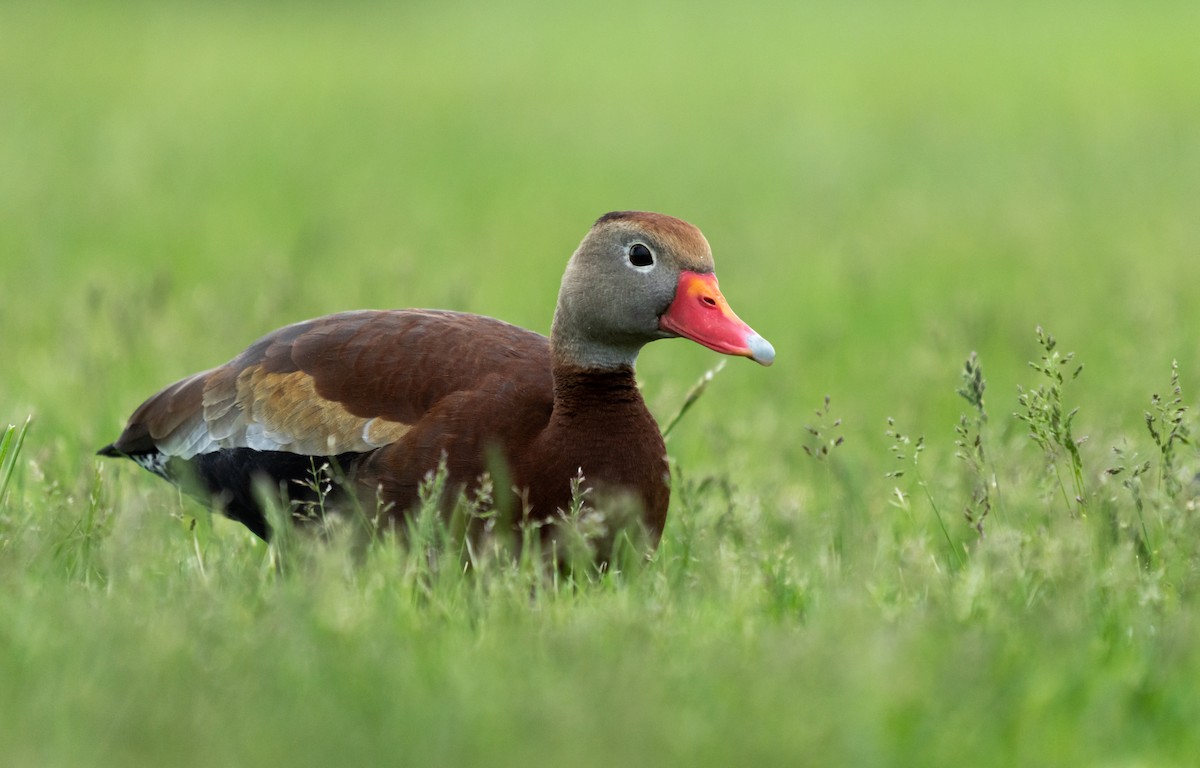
xmin=98 ymin=211 xmax=774 ymax=559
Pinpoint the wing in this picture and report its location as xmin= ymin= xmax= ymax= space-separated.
xmin=101 ymin=309 xmax=553 ymax=460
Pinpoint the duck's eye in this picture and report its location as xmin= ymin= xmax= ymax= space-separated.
xmin=628 ymin=243 xmax=654 ymax=268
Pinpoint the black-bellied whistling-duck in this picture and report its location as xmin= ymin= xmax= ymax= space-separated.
xmin=99 ymin=211 xmax=773 ymax=556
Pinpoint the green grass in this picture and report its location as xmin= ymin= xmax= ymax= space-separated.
xmin=4 ymin=0 xmax=1200 ymax=765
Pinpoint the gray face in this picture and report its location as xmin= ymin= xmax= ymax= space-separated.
xmin=551 ymin=212 xmax=714 ymax=369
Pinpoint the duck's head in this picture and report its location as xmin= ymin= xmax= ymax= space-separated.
xmin=551 ymin=211 xmax=775 ymax=370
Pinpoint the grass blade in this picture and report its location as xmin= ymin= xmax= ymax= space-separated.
xmin=662 ymin=360 xmax=726 ymax=440
xmin=0 ymin=416 xmax=32 ymax=508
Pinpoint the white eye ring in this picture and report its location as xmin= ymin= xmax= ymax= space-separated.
xmin=627 ymin=242 xmax=655 ymax=271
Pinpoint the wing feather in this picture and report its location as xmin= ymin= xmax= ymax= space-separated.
xmin=106 ymin=310 xmax=552 ymax=460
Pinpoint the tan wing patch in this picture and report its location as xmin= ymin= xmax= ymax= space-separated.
xmin=142 ymin=364 xmax=412 ymax=458
xmin=225 ymin=367 xmax=411 ymax=454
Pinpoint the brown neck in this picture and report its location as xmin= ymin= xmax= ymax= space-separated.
xmin=542 ymin=360 xmax=669 ymax=545
xmin=550 ymin=363 xmax=646 ymax=424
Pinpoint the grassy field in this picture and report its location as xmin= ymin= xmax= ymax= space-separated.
xmin=4 ymin=1 xmax=1200 ymax=765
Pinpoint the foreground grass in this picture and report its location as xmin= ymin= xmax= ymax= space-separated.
xmin=5 ymin=341 xmax=1200 ymax=767
xmin=4 ymin=0 xmax=1200 ymax=765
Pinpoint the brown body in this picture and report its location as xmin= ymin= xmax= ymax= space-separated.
xmin=101 ymin=310 xmax=669 ymax=545
xmin=99 ymin=212 xmax=771 ymax=558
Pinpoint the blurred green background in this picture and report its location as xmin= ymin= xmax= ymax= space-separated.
xmin=3 ymin=1 xmax=1200 ymax=765
xmin=5 ymin=0 xmax=1197 ymax=465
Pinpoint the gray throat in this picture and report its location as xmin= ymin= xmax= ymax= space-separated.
xmin=549 ymin=320 xmax=643 ymax=370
